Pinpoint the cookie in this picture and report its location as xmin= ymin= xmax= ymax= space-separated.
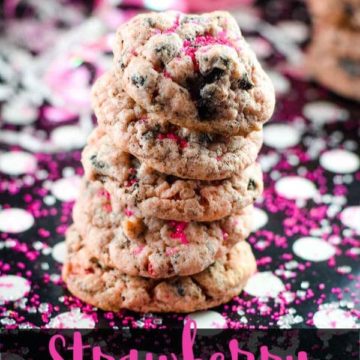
xmin=82 ymin=129 xmax=263 ymax=222
xmin=72 ymin=180 xmax=253 ymax=277
xmin=62 ymin=226 xmax=257 ymax=312
xmin=92 ymin=76 xmax=263 ymax=180
xmin=311 ymin=25 xmax=360 ymax=59
xmin=111 ymin=11 xmax=275 ymax=136
xmin=73 ymin=178 xmax=254 ymax=240
xmin=71 ymin=210 xmax=251 ymax=278
xmin=307 ymin=37 xmax=360 ymax=101
xmin=308 ymin=0 xmax=360 ymax=30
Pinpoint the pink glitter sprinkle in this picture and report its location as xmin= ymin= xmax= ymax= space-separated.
xmin=222 ymin=229 xmax=229 ymax=241
xmin=169 ymin=221 xmax=189 ymax=244
xmin=102 ymin=203 xmax=112 ymax=213
xmin=163 ymin=70 xmax=172 ymax=79
xmin=56 ymin=224 xmax=68 ymax=235
xmin=126 ymin=178 xmax=138 ymax=187
xmin=43 ymin=106 xmax=77 ymax=122
xmin=165 ymin=247 xmax=179 ymax=256
xmin=104 ymin=312 xmax=114 ymax=320
xmin=164 ymin=13 xmax=181 ymax=34
xmin=132 ymin=245 xmax=144 ymax=255
xmin=256 ymin=256 xmax=272 ymax=266
xmin=125 ymin=168 xmax=138 ymax=187
xmin=124 ymin=208 xmax=134 ymax=217
xmin=147 ymin=262 xmax=156 ymax=276
xmin=97 ymin=188 xmax=110 ymax=200
xmin=38 ymin=228 xmax=50 ymax=238
xmin=96 ymin=188 xmax=112 ymax=212
xmin=182 ymin=32 xmax=233 ymax=72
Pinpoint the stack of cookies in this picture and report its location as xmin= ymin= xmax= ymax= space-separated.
xmin=307 ymin=0 xmax=360 ymax=101
xmin=62 ymin=11 xmax=275 ymax=312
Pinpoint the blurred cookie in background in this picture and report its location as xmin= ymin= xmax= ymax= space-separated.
xmin=307 ymin=0 xmax=360 ymax=30
xmin=306 ymin=0 xmax=360 ymax=101
xmin=306 ymin=36 xmax=360 ymax=101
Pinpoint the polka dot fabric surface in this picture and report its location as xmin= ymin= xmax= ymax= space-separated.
xmin=0 ymin=0 xmax=359 ymax=329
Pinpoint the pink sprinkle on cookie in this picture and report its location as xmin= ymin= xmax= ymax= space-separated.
xmin=147 ymin=262 xmax=156 ymax=276
xmin=164 ymin=13 xmax=181 ymax=34
xmin=124 ymin=208 xmax=134 ymax=217
xmin=132 ymin=245 xmax=144 ymax=255
xmin=169 ymin=221 xmax=189 ymax=244
xmin=157 ymin=133 xmax=188 ymax=149
xmin=97 ymin=188 xmax=111 ymax=200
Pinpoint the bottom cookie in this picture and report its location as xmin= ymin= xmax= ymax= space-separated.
xmin=62 ymin=227 xmax=256 ymax=313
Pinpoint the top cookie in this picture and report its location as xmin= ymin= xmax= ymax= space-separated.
xmin=112 ymin=11 xmax=275 ymax=136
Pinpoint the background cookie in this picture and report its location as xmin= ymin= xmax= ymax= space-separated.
xmin=83 ymin=130 xmax=263 ymax=222
xmin=62 ymin=227 xmax=257 ymax=312
xmin=311 ymin=25 xmax=360 ymax=59
xmin=307 ymin=38 xmax=360 ymax=101
xmin=308 ymin=0 xmax=360 ymax=30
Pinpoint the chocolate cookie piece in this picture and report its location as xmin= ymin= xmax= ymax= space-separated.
xmin=82 ymin=129 xmax=263 ymax=222
xmin=62 ymin=226 xmax=257 ymax=312
xmin=111 ymin=11 xmax=274 ymax=136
